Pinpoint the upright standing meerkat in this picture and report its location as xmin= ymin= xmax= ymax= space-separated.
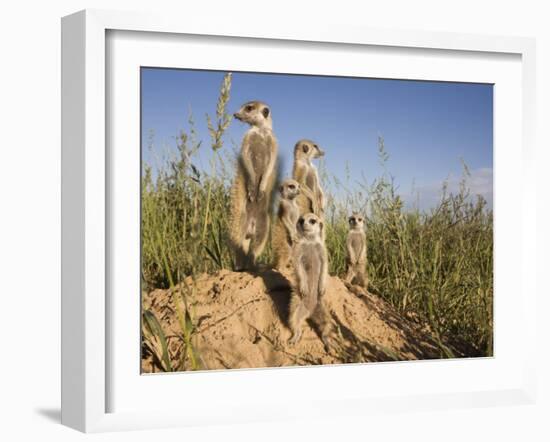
xmin=288 ymin=213 xmax=331 ymax=347
xmin=271 ymin=179 xmax=301 ymax=271
xmin=229 ymin=100 xmax=278 ymax=271
xmin=345 ymin=212 xmax=368 ymax=288
xmin=292 ymin=139 xmax=325 ymax=218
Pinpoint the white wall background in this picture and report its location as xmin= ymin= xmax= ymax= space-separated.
xmin=0 ymin=1 xmax=547 ymax=440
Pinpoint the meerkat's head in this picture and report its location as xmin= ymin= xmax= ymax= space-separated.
xmin=279 ymin=179 xmax=300 ymax=200
xmin=233 ymin=101 xmax=272 ymax=129
xmin=348 ymin=212 xmax=365 ymax=231
xmin=297 ymin=213 xmax=323 ymax=240
xmin=294 ymin=139 xmax=325 ymax=161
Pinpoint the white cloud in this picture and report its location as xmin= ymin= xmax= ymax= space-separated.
xmin=405 ymin=167 xmax=493 ymax=210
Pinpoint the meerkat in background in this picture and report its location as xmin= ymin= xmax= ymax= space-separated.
xmin=345 ymin=212 xmax=368 ymax=288
xmin=229 ymin=101 xmax=278 ymax=271
xmin=292 ymin=139 xmax=325 ymax=218
xmin=271 ymin=179 xmax=301 ymax=271
xmin=288 ymin=213 xmax=332 ymax=348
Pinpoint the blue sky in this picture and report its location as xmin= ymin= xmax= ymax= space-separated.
xmin=141 ymin=68 xmax=493 ymax=209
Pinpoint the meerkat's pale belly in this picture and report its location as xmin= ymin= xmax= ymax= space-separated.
xmin=350 ymin=233 xmax=362 ymax=251
xmin=305 ymin=170 xmax=317 ymax=191
xmin=251 ymin=146 xmax=269 ymax=174
xmin=300 ymin=243 xmax=323 ymax=298
xmin=247 ymin=131 xmax=273 ymax=181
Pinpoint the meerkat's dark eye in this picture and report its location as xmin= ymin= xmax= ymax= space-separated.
xmin=245 ymin=105 xmax=254 ymax=112
xmin=314 ymin=144 xmax=318 ymax=149
xmin=299 ymin=218 xmax=305 ymax=225
xmin=288 ymin=184 xmax=295 ymax=190
xmin=309 ymin=219 xmax=316 ymax=225
xmin=262 ymin=107 xmax=270 ymax=118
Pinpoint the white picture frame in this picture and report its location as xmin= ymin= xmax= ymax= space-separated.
xmin=61 ymin=9 xmax=537 ymax=433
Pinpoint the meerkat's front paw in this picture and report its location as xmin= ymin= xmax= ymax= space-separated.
xmin=247 ymin=188 xmax=257 ymax=202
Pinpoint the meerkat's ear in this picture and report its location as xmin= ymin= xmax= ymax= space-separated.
xmin=319 ymin=220 xmax=324 ymax=236
xmin=302 ymin=143 xmax=309 ymax=153
xmin=262 ymin=107 xmax=270 ymax=118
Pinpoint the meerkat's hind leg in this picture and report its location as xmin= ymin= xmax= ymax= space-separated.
xmin=311 ymin=303 xmax=333 ymax=352
xmin=356 ymin=270 xmax=367 ymax=289
xmin=288 ymin=295 xmax=309 ymax=346
xmin=362 ymin=274 xmax=369 ymax=289
xmin=234 ymin=239 xmax=250 ymax=272
xmin=233 ymin=248 xmax=245 ymax=272
xmin=250 ymin=211 xmax=270 ymax=268
xmin=345 ymin=267 xmax=355 ymax=284
xmin=233 ymin=231 xmax=253 ymax=271
xmin=348 ymin=264 xmax=367 ymax=288
xmin=232 ymin=236 xmax=249 ymax=271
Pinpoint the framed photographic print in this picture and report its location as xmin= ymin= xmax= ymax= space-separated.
xmin=61 ymin=9 xmax=537 ymax=432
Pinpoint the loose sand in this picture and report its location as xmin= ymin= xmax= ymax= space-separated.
xmin=141 ymin=269 xmax=442 ymax=372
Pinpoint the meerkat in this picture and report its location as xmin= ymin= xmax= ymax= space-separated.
xmin=271 ymin=179 xmax=301 ymax=271
xmin=292 ymin=139 xmax=325 ymax=218
xmin=229 ymin=101 xmax=278 ymax=271
xmin=345 ymin=212 xmax=368 ymax=288
xmin=288 ymin=213 xmax=332 ymax=348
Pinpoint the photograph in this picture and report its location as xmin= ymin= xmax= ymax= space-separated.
xmin=140 ymin=68 xmax=494 ymax=373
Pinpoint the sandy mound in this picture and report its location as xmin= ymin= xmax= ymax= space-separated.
xmin=141 ymin=269 xmax=442 ymax=372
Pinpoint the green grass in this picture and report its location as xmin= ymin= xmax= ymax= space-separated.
xmin=141 ymin=73 xmax=493 ymax=363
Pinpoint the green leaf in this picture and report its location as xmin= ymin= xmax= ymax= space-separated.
xmin=142 ymin=310 xmax=173 ymax=372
